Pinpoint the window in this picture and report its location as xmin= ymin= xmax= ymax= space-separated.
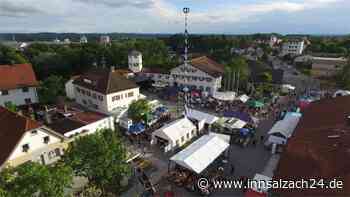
xmin=25 ymin=98 xmax=32 ymax=104
xmin=191 ymin=130 xmax=195 ymax=135
xmin=186 ymin=133 xmax=190 ymax=139
xmin=76 ymin=87 xmax=81 ymax=93
xmin=86 ymin=91 xmax=91 ymax=97
xmin=92 ymin=93 xmax=97 ymax=99
xmin=22 ymin=87 xmax=29 ymax=92
xmin=98 ymin=95 xmax=103 ymax=101
xmin=128 ymin=92 xmax=134 ymax=97
xmin=112 ymin=95 xmax=120 ymax=102
xmin=181 ymin=136 xmax=185 ymax=142
xmin=43 ymin=136 xmax=50 ymax=144
xmin=1 ymin=90 xmax=9 ymax=95
xmin=82 ymin=99 xmax=87 ymax=105
xmin=176 ymin=140 xmax=179 ymax=146
xmin=22 ymin=144 xmax=30 ymax=152
xmin=31 ymin=130 xmax=38 ymax=135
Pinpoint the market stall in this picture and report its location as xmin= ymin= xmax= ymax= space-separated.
xmin=236 ymin=94 xmax=250 ymax=103
xmin=151 ymin=118 xmax=196 ymax=153
xmin=212 ymin=91 xmax=236 ymax=101
xmin=185 ymin=108 xmax=219 ymax=131
xmin=170 ymin=134 xmax=230 ymax=174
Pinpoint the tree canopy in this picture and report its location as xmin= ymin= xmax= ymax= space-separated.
xmin=0 ymin=44 xmax=27 ymax=64
xmin=128 ymin=99 xmax=151 ymax=123
xmin=223 ymin=57 xmax=250 ymax=91
xmin=38 ymin=75 xmax=66 ymax=104
xmin=64 ymin=128 xmax=131 ymax=195
xmin=336 ymin=61 xmax=350 ymax=89
xmin=0 ymin=162 xmax=73 ymax=197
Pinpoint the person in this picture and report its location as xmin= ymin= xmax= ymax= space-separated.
xmin=231 ymin=164 xmax=235 ymax=175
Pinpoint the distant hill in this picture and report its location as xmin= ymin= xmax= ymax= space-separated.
xmin=0 ymin=33 xmax=174 ymax=42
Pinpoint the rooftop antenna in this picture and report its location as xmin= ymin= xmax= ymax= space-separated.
xmin=183 ymin=7 xmax=190 ymax=67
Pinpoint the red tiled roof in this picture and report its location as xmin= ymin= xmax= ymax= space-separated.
xmin=0 ymin=64 xmax=39 ymax=90
xmin=70 ymin=111 xmax=107 ymax=124
xmin=0 ymin=106 xmax=42 ymax=167
xmin=274 ymin=96 xmax=350 ymax=196
xmin=190 ymin=56 xmax=224 ymax=77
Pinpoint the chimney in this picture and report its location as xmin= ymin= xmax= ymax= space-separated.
xmin=111 ymin=66 xmax=115 ymax=73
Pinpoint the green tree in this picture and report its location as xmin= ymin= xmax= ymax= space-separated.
xmin=38 ymin=75 xmax=66 ymax=104
xmin=64 ymin=129 xmax=131 ymax=196
xmin=0 ymin=44 xmax=27 ymax=64
xmin=128 ymin=99 xmax=151 ymax=122
xmin=0 ymin=162 xmax=73 ymax=197
xmin=223 ymin=57 xmax=250 ymax=91
xmin=337 ymin=61 xmax=350 ymax=89
xmin=4 ymin=101 xmax=17 ymax=112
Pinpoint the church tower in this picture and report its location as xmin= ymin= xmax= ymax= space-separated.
xmin=128 ymin=50 xmax=143 ymax=73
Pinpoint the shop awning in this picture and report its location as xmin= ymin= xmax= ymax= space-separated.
xmin=170 ymin=134 xmax=229 ymax=174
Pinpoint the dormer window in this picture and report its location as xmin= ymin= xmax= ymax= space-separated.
xmin=31 ymin=130 xmax=38 ymax=135
xmin=22 ymin=144 xmax=30 ymax=152
xmin=43 ymin=136 xmax=50 ymax=144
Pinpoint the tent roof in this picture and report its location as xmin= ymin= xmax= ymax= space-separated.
xmin=251 ymin=173 xmax=272 ymax=193
xmin=170 ymin=134 xmax=229 ymax=174
xmin=218 ymin=117 xmax=247 ymax=129
xmin=236 ymin=94 xmax=250 ymax=103
xmin=268 ymin=115 xmax=300 ymax=138
xmin=213 ymin=91 xmax=236 ymax=101
xmin=186 ymin=108 xmax=219 ymax=125
xmin=153 ymin=118 xmax=195 ymax=142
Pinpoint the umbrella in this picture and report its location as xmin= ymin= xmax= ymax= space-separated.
xmin=248 ymin=100 xmax=264 ymax=108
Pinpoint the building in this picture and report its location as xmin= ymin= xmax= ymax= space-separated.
xmin=80 ymin=35 xmax=88 ymax=44
xmin=128 ymin=50 xmax=143 ymax=73
xmin=274 ymin=96 xmax=350 ymax=196
xmin=311 ymin=57 xmax=347 ymax=78
xmin=0 ymin=107 xmax=66 ymax=169
xmin=0 ymin=64 xmax=39 ymax=106
xmin=281 ymin=39 xmax=305 ymax=56
xmin=47 ymin=108 xmax=114 ymax=139
xmin=100 ymin=35 xmax=111 ymax=45
xmin=151 ymin=117 xmax=197 ymax=152
xmin=70 ymin=67 xmax=140 ymax=114
xmin=141 ymin=56 xmax=224 ymax=95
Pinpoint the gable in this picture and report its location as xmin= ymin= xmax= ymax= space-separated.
xmin=171 ymin=64 xmax=212 ymax=78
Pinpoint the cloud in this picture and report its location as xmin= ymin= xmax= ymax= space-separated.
xmin=73 ymin=0 xmax=155 ymax=8
xmin=0 ymin=0 xmax=45 ymax=17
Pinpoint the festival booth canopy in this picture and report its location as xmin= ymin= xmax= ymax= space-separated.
xmin=268 ymin=115 xmax=300 ymax=139
xmin=251 ymin=173 xmax=272 ymax=194
xmin=170 ymin=134 xmax=230 ymax=174
xmin=185 ymin=108 xmax=219 ymax=125
xmin=223 ymin=111 xmax=253 ymax=123
xmin=281 ymin=84 xmax=295 ymax=93
xmin=217 ymin=117 xmax=247 ymax=130
xmin=212 ymin=91 xmax=236 ymax=101
xmin=236 ymin=94 xmax=250 ymax=103
xmin=152 ymin=117 xmax=196 ymax=143
xmin=247 ymin=100 xmax=264 ymax=108
xmin=128 ymin=123 xmax=146 ymax=135
xmin=333 ymin=90 xmax=350 ymax=98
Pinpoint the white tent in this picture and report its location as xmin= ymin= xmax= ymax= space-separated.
xmin=333 ymin=90 xmax=350 ymax=98
xmin=268 ymin=115 xmax=300 ymax=139
xmin=281 ymin=84 xmax=295 ymax=93
xmin=217 ymin=117 xmax=247 ymax=130
xmin=251 ymin=173 xmax=272 ymax=193
xmin=185 ymin=108 xmax=219 ymax=125
xmin=170 ymin=134 xmax=229 ymax=174
xmin=152 ymin=118 xmax=196 ymax=152
xmin=212 ymin=91 xmax=236 ymax=101
xmin=236 ymin=94 xmax=250 ymax=103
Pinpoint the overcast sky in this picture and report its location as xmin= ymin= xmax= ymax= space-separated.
xmin=0 ymin=0 xmax=349 ymax=34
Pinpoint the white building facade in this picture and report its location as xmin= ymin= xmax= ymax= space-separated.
xmin=0 ymin=87 xmax=38 ymax=106
xmin=128 ymin=50 xmax=143 ymax=73
xmin=281 ymin=40 xmax=305 ymax=56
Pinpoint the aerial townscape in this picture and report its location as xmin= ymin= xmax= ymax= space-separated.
xmin=1 ymin=1 xmax=350 ymax=197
